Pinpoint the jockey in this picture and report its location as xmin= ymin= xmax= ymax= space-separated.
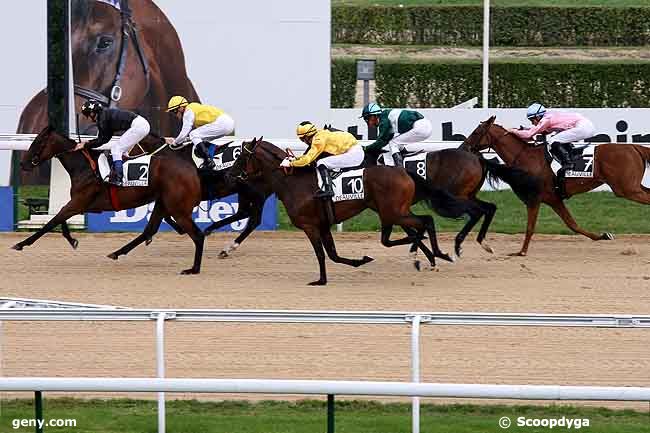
xmin=165 ymin=96 xmax=235 ymax=170
xmin=76 ymin=99 xmax=150 ymax=185
xmin=509 ymin=103 xmax=596 ymax=170
xmin=280 ymin=121 xmax=364 ymax=198
xmin=361 ymin=102 xmax=432 ymax=167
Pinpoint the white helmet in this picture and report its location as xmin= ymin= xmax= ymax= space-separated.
xmin=526 ymin=103 xmax=546 ymax=120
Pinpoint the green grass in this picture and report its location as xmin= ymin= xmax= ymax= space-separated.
xmin=279 ymin=191 xmax=650 ymax=235
xmin=16 ymin=185 xmax=49 ymax=222
xmin=0 ymin=398 xmax=648 ymax=433
xmin=333 ymin=0 xmax=650 ymax=7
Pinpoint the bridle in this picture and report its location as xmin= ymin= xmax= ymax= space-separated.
xmin=75 ymin=0 xmax=150 ymax=107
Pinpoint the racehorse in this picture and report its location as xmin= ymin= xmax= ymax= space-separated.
xmin=234 ymin=138 xmax=481 ymax=285
xmin=12 ymin=126 xmax=205 ymax=274
xmin=364 ymin=147 xmax=541 ymax=256
xmin=106 ymin=138 xmax=272 ymax=260
xmin=458 ymin=115 xmax=647 ymax=255
xmin=18 ymin=0 xmax=199 ymax=137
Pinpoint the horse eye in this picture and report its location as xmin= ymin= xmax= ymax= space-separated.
xmin=96 ymin=36 xmax=114 ymax=52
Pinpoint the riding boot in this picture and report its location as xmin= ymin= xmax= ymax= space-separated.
xmin=551 ymin=142 xmax=574 ymax=171
xmin=197 ymin=141 xmax=216 ymax=170
xmin=109 ymin=160 xmax=124 ymax=186
xmin=392 ymin=151 xmax=404 ymax=167
xmin=315 ymin=165 xmax=334 ymax=199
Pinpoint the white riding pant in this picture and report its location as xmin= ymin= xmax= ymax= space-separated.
xmin=189 ymin=114 xmax=235 ymax=145
xmin=316 ymin=144 xmax=365 ymax=170
xmin=551 ymin=119 xmax=596 ymax=144
xmin=112 ymin=115 xmax=150 ymax=162
xmin=384 ymin=118 xmax=433 ymax=166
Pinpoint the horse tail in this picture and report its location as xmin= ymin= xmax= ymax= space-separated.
xmin=483 ymin=158 xmax=542 ymax=206
xmin=407 ymin=171 xmax=479 ymax=219
xmin=633 ymin=144 xmax=650 ymax=169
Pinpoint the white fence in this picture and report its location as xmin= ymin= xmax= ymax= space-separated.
xmin=1 ymin=306 xmax=650 ymax=433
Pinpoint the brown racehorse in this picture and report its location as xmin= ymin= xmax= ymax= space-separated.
xmin=18 ymin=0 xmax=199 ymax=137
xmin=234 ymin=138 xmax=481 ymax=285
xmin=365 ymin=147 xmax=541 ymax=257
xmin=459 ymin=115 xmax=639 ymax=256
xmin=12 ymin=126 xmax=205 ymax=274
xmin=107 ymin=138 xmax=272 ymax=260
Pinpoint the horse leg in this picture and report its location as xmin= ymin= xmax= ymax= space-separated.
xmin=163 ymin=216 xmax=185 ymax=236
xmin=452 ymin=202 xmax=486 ymax=258
xmin=548 ymin=198 xmax=613 ymax=242
xmin=218 ymin=198 xmax=270 ymax=258
xmin=170 ymin=214 xmax=205 ymax=275
xmin=108 ymin=202 xmax=166 ymax=260
xmin=320 ymin=226 xmax=374 ymax=267
xmin=304 ymin=226 xmax=328 ymax=285
xmin=511 ymin=202 xmax=541 ymax=257
xmin=12 ymin=203 xmax=81 ymax=250
xmin=414 ymin=213 xmax=455 ymax=263
xmin=60 ymin=221 xmax=79 ymax=249
xmin=380 ymin=225 xmax=421 ymax=247
xmin=473 ymin=199 xmax=497 ymax=254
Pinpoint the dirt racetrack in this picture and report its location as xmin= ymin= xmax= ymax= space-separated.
xmin=1 ymin=231 xmax=649 ymax=406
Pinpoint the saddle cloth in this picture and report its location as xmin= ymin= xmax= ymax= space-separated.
xmin=192 ymin=141 xmax=240 ymax=171
xmin=546 ymin=144 xmax=595 ymax=178
xmin=317 ymin=167 xmax=366 ymax=203
xmin=98 ymin=153 xmax=152 ymax=186
xmin=378 ymin=151 xmax=427 ymax=179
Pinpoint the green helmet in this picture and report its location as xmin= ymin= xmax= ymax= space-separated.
xmin=360 ymin=102 xmax=382 ymax=119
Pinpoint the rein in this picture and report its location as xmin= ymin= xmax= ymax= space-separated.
xmin=74 ymin=0 xmax=150 ymax=107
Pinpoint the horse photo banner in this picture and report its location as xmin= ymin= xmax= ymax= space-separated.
xmin=86 ymin=194 xmax=277 ymax=232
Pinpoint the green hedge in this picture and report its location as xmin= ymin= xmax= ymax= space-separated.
xmin=332 ymin=6 xmax=650 ymax=46
xmin=331 ymin=59 xmax=650 ymax=108
xmin=331 ymin=60 xmax=357 ymax=108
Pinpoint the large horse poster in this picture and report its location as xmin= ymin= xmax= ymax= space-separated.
xmin=1 ymin=0 xmax=330 ymax=176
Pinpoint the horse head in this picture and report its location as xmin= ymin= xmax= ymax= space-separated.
xmin=232 ymin=137 xmax=264 ymax=181
xmin=459 ymin=115 xmax=497 ymax=154
xmin=71 ymin=0 xmax=149 ymax=133
xmin=21 ymin=126 xmax=73 ymax=170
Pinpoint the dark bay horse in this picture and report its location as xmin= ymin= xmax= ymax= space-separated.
xmin=18 ymin=0 xmax=199 ymax=137
xmin=459 ymin=115 xmax=646 ymax=255
xmin=366 ymin=148 xmax=541 ymax=256
xmin=13 ymin=126 xmax=205 ymax=274
xmin=107 ymin=138 xmax=272 ymax=260
xmin=234 ymin=138 xmax=480 ymax=285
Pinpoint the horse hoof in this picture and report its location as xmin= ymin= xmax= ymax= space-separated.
xmin=107 ymin=253 xmax=118 ymax=260
xmin=180 ymin=268 xmax=200 ymax=275
xmin=362 ymin=255 xmax=374 ymax=264
xmin=11 ymin=244 xmax=23 ymax=251
xmin=218 ymin=251 xmax=229 ymax=259
xmin=203 ymin=230 xmax=213 ymax=237
xmin=413 ymin=260 xmax=421 ymax=272
xmin=440 ymin=253 xmax=455 ymax=263
xmin=308 ymin=279 xmax=327 ymax=286
xmin=602 ymin=232 xmax=615 ymax=240
xmin=71 ymin=239 xmax=79 ymax=249
xmin=481 ymin=242 xmax=494 ymax=254
xmin=145 ymin=237 xmax=153 ymax=246
xmin=455 ymin=246 xmax=463 ymax=258
xmin=430 ymin=264 xmax=439 ymax=272
xmin=508 ymin=251 xmax=527 ymax=257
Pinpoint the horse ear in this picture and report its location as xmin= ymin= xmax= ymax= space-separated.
xmin=259 ymin=135 xmax=263 ymax=142
xmin=487 ymin=115 xmax=496 ymax=125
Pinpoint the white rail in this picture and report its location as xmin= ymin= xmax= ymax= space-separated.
xmin=0 ymin=309 xmax=649 ymax=327
xmin=2 ymin=308 xmax=649 ymax=433
xmin=2 ymin=378 xmax=650 ymax=401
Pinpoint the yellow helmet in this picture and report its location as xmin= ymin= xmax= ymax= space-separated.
xmin=166 ymin=96 xmax=188 ymax=112
xmin=296 ymin=121 xmax=318 ymax=139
